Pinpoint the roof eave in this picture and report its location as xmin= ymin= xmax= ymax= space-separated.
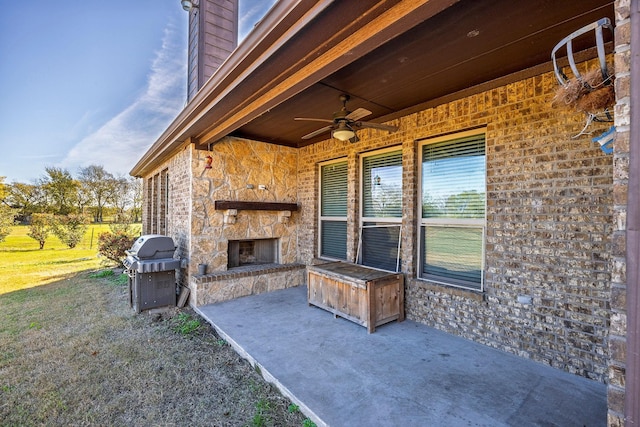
xmin=130 ymin=0 xmax=336 ymax=177
xmin=130 ymin=0 xmax=458 ymax=177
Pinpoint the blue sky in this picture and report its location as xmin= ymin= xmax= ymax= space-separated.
xmin=0 ymin=0 xmax=276 ymax=184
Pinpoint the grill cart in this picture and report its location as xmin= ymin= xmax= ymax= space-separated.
xmin=123 ymin=234 xmax=181 ymax=313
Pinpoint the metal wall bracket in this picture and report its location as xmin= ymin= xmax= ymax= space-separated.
xmin=551 ymin=17 xmax=613 ymax=87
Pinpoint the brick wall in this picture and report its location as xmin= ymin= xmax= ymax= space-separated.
xmin=168 ymin=145 xmax=193 ymax=286
xmin=298 ymin=65 xmax=613 ymax=382
xmin=141 ymin=143 xmax=193 ymax=286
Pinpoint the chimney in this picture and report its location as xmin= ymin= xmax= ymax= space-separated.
xmin=186 ymin=0 xmax=238 ymax=102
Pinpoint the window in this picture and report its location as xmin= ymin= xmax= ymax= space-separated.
xmin=147 ymin=170 xmax=169 ymax=235
xmin=146 ymin=177 xmax=153 ymax=234
xmin=319 ymin=160 xmax=348 ymax=260
xmin=419 ymin=130 xmax=486 ymax=290
xmin=160 ymin=169 xmax=169 ymax=235
xmin=151 ymin=174 xmax=159 ymax=234
xmin=359 ymin=148 xmax=402 ymax=272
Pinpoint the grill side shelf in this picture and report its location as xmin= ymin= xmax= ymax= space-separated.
xmin=134 ymin=259 xmax=181 ymax=273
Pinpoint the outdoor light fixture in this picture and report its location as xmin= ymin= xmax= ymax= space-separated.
xmin=332 ymin=122 xmax=355 ymax=141
xmin=181 ymin=0 xmax=198 ymax=11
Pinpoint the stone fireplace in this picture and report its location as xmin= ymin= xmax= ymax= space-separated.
xmin=185 ymin=138 xmax=305 ymax=307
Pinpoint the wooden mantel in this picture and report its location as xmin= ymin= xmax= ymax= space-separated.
xmin=214 ymin=200 xmax=299 ymax=211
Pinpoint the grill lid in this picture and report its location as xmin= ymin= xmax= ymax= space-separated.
xmin=127 ymin=234 xmax=176 ymax=259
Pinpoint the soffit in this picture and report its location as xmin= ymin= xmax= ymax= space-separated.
xmin=229 ymin=0 xmax=614 ymax=147
xmin=130 ymin=0 xmax=614 ymax=176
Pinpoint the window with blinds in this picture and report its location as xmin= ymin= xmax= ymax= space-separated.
xmin=358 ymin=222 xmax=402 ymax=272
xmin=420 ymin=131 xmax=486 ymax=290
xmin=319 ymin=160 xmax=348 ymax=260
xmin=362 ymin=150 xmax=403 ymax=218
xmin=359 ymin=148 xmax=402 ymax=272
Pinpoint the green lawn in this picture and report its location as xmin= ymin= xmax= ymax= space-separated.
xmin=0 ymin=224 xmax=133 ymax=294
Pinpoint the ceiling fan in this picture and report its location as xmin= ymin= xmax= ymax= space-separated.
xmin=294 ymin=94 xmax=398 ymax=142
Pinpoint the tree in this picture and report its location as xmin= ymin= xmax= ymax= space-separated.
xmin=27 ymin=213 xmax=53 ymax=249
xmin=78 ymin=165 xmax=118 ymax=223
xmin=41 ymin=167 xmax=79 ymax=215
xmin=51 ymin=214 xmax=90 ymax=248
xmin=111 ymin=176 xmax=132 ymax=217
xmin=8 ymin=182 xmax=48 ymax=220
xmin=0 ymin=206 xmax=13 ymax=242
xmin=130 ymin=178 xmax=143 ymax=222
xmin=0 ymin=177 xmax=15 ymax=242
xmin=0 ymin=176 xmax=8 ymax=201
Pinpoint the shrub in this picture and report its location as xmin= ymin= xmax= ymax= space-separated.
xmin=97 ymin=231 xmax=136 ymax=265
xmin=109 ymin=213 xmax=139 ymax=236
xmin=51 ymin=214 xmax=90 ymax=248
xmin=27 ymin=213 xmax=53 ymax=249
xmin=97 ymin=214 xmax=138 ymax=265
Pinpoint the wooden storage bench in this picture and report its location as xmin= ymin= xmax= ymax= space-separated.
xmin=307 ymin=262 xmax=404 ymax=333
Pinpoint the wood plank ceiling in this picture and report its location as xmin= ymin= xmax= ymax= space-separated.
xmin=227 ymin=0 xmax=614 ymax=148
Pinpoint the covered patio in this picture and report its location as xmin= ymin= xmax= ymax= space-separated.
xmin=132 ymin=0 xmax=638 ymax=422
xmin=196 ymin=285 xmax=606 ymax=426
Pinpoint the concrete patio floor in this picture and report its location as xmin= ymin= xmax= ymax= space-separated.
xmin=195 ymin=285 xmax=606 ymax=427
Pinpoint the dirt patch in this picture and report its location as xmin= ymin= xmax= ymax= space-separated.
xmin=0 ymin=271 xmax=310 ymax=426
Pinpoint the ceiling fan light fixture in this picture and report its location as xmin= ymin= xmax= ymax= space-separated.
xmin=332 ymin=123 xmax=355 ymax=141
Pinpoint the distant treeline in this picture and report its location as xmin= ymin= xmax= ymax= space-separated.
xmin=0 ymin=165 xmax=142 ymax=225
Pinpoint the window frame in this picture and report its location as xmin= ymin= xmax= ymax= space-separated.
xmin=417 ymin=129 xmax=487 ymax=291
xmin=358 ymin=146 xmax=403 ymax=272
xmin=318 ymin=158 xmax=349 ymax=261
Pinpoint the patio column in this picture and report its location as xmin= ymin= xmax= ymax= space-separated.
xmin=625 ymin=0 xmax=640 ymax=424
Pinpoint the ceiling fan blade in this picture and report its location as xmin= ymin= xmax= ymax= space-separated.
xmin=346 ymin=107 xmax=372 ymax=121
xmin=301 ymin=125 xmax=333 ymax=139
xmin=356 ymin=121 xmax=398 ymax=132
xmin=294 ymin=117 xmax=333 ymax=124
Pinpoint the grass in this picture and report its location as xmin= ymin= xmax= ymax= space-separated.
xmin=0 ymin=224 xmax=114 ymax=294
xmin=0 ymin=270 xmax=307 ymax=426
xmin=0 ymin=224 xmax=309 ymax=426
xmin=171 ymin=312 xmax=203 ymax=336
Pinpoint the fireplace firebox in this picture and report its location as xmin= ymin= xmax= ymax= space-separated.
xmin=228 ymin=238 xmax=278 ymax=268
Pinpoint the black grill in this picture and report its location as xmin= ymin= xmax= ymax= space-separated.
xmin=123 ymin=234 xmax=180 ymax=313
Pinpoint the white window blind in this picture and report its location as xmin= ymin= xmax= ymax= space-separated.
xmin=320 ymin=161 xmax=348 ymax=260
xmin=321 ymin=161 xmax=347 ymax=216
xmin=422 ymin=134 xmax=485 ymax=219
xmin=359 ymin=149 xmax=403 ymax=272
xmin=420 ymin=132 xmax=485 ymax=290
xmin=363 ymin=150 xmax=402 ymax=218
xmin=358 ymin=222 xmax=402 ymax=272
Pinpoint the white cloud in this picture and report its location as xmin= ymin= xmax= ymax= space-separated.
xmin=60 ymin=23 xmax=187 ymax=177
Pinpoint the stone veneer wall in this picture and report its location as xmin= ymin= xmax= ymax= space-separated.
xmin=191 ymin=264 xmax=305 ymax=306
xmin=297 ymin=64 xmax=613 ymax=382
xmin=189 ymin=137 xmax=302 ymax=305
